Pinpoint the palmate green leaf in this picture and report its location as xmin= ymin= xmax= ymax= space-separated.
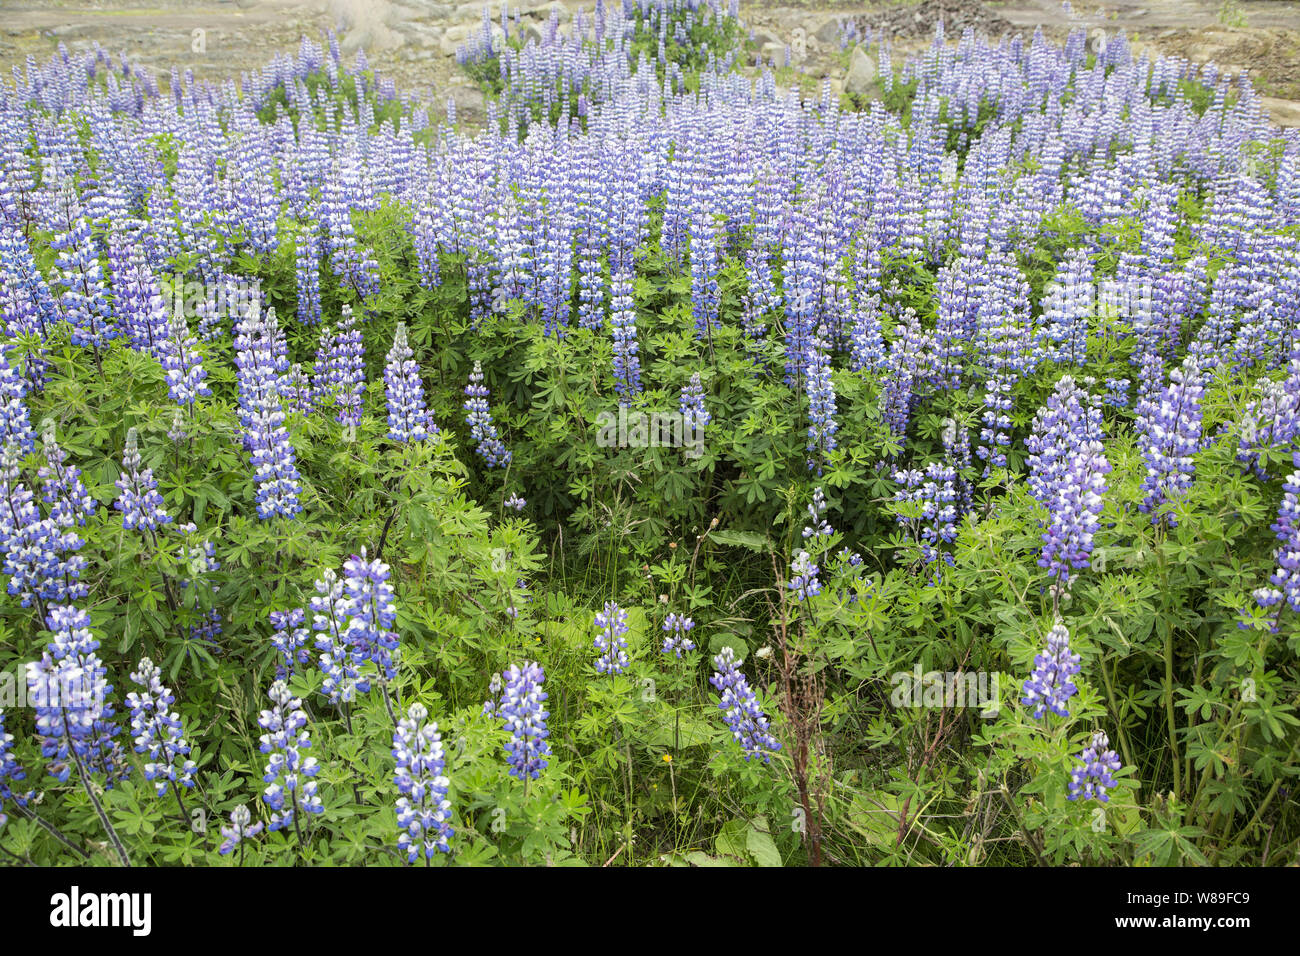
xmin=707 ymin=529 xmax=771 ymax=552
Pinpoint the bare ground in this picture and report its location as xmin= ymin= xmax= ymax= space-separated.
xmin=2 ymin=0 xmax=1298 ymax=126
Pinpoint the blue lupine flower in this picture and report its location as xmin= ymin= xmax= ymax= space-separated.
xmin=802 ymin=487 xmax=833 ymax=540
xmin=158 ymin=301 xmax=210 ymax=411
xmin=463 ymin=361 xmax=511 ymax=467
xmin=1 ymin=441 xmax=85 ymax=608
xmin=710 ymin=647 xmax=781 ymax=762
xmin=891 ymin=464 xmax=960 ymax=569
xmin=495 ymin=661 xmax=550 ymax=781
xmin=26 ymin=603 xmax=126 ymax=784
xmin=1027 ymin=377 xmax=1110 ymax=585
xmin=504 ymin=493 xmax=526 ymax=511
xmin=313 ymin=305 xmax=366 ymax=429
xmin=218 ymin=803 xmax=264 ymax=856
xmin=114 ymin=427 xmax=171 ymax=533
xmin=269 ymin=608 xmax=311 ymax=681
xmin=593 ymin=601 xmax=630 ymax=675
xmin=1067 ymin=731 xmax=1123 ymax=803
xmin=1137 ymin=356 xmax=1203 ymax=526
xmin=789 ymin=549 xmax=821 ymax=601
xmin=40 ymin=425 xmax=96 ymax=528
xmin=0 ymin=346 xmax=36 ymax=455
xmin=296 ymin=230 xmax=323 ymax=326
xmin=661 ymin=612 xmax=696 ymax=657
xmin=0 ymin=708 xmax=32 ymax=828
xmin=311 ymin=567 xmax=368 ymax=707
xmin=384 ymin=322 xmax=434 ymax=443
xmin=679 ymin=372 xmax=711 ymax=433
xmin=258 ymin=679 xmax=323 ymax=831
xmin=1257 ymin=449 xmax=1300 ymax=614
xmin=1020 ymin=623 xmax=1082 ymax=719
xmin=234 ymin=305 xmax=303 ymax=520
xmin=805 ymin=326 xmax=838 ymax=474
xmin=392 ymin=702 xmax=453 ymax=862
xmin=126 ymin=656 xmax=196 ymax=796
xmin=342 ymin=549 xmax=399 ymax=683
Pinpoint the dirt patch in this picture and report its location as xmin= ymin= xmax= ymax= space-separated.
xmin=849 ymin=0 xmax=1014 ymax=39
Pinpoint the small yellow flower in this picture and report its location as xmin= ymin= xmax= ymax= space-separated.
xmin=662 ymin=754 xmax=673 ymax=764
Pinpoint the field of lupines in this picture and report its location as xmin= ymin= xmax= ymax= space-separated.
xmin=0 ymin=0 xmax=1297 ymax=869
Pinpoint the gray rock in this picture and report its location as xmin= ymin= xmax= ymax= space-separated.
xmin=845 ymin=44 xmax=880 ymax=99
xmin=813 ymin=17 xmax=842 ymax=45
xmin=450 ymin=85 xmax=486 ymax=113
xmin=760 ymin=41 xmax=785 ymax=64
xmin=525 ymin=1 xmax=567 ymax=22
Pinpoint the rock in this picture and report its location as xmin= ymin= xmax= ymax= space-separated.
xmin=525 ymin=1 xmax=567 ymax=22
xmin=340 ymin=27 xmax=371 ymax=54
xmin=813 ymin=17 xmax=842 ymax=44
xmin=760 ymin=41 xmax=785 ymax=64
xmin=752 ymin=27 xmax=782 ymax=48
xmin=450 ymin=85 xmax=486 ymax=113
xmin=1263 ymin=97 xmax=1300 ymax=128
xmin=49 ymin=24 xmax=91 ymax=39
xmin=845 ymin=44 xmax=880 ymax=99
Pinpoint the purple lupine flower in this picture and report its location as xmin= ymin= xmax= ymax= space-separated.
xmin=234 ymin=305 xmax=303 ymax=520
xmin=494 ymin=661 xmax=551 ymax=781
xmin=803 ymin=487 xmax=833 ymax=540
xmin=0 ymin=224 xmax=58 ymax=389
xmin=1238 ymin=362 xmax=1300 ymax=478
xmin=1102 ymin=377 xmax=1130 ymax=409
xmin=108 ymin=234 xmax=168 ymax=356
xmin=51 ymin=202 xmax=115 ymax=351
xmin=39 ymin=425 xmax=95 ymax=528
xmin=679 ymin=372 xmax=711 ymax=433
xmin=0 ymin=460 xmax=80 ymax=609
xmin=0 ymin=708 xmax=32 ymax=828
xmin=463 ymin=360 xmax=510 ymax=467
xmin=384 ymin=323 xmax=433 ymax=443
xmin=1027 ymin=377 xmax=1111 ymax=585
xmin=593 ymin=601 xmax=630 ymax=675
xmin=0 ymin=347 xmax=36 ymax=455
xmin=218 ymin=803 xmax=264 ymax=856
xmin=1258 ymin=450 xmax=1300 ymax=614
xmin=312 ymin=305 xmax=366 ymax=430
xmin=342 ymin=548 xmax=399 ymax=684
xmin=1067 ymin=731 xmax=1122 ymax=803
xmin=788 ymin=550 xmax=821 ymax=601
xmin=661 ymin=612 xmax=696 ymax=657
xmin=296 ymin=229 xmax=323 ymax=326
xmin=392 ymin=702 xmax=453 ymax=862
xmin=1020 ymin=623 xmax=1082 ymax=719
xmin=805 ymin=325 xmax=838 ymax=474
xmin=269 ymin=608 xmax=311 ymax=681
xmin=710 ymin=647 xmax=781 ymax=763
xmin=504 ymin=493 xmax=526 ymax=511
xmin=26 ymin=603 xmax=126 ymax=784
xmin=158 ymin=300 xmax=210 ymax=410
xmin=891 ymin=463 xmax=960 ymax=568
xmin=258 ymin=679 xmax=323 ymax=831
xmin=1137 ymin=356 xmax=1204 ymax=526
xmin=126 ymin=656 xmax=196 ymax=796
xmin=1040 ymin=248 xmax=1094 ymax=366
xmin=311 ymin=567 xmax=368 ymax=708
xmin=114 ymin=428 xmax=171 ymax=533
